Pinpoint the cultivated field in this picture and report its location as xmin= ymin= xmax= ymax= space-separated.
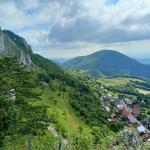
xmin=97 ymin=77 xmax=143 ymax=86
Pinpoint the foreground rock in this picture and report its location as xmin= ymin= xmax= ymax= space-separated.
xmin=113 ymin=128 xmax=150 ymax=150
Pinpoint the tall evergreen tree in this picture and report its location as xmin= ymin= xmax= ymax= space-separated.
xmin=0 ymin=57 xmax=49 ymax=147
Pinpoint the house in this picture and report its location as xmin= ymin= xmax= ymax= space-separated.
xmin=132 ymin=107 xmax=140 ymax=116
xmin=114 ymin=97 xmax=121 ymax=106
xmin=114 ymin=97 xmax=126 ymax=110
xmin=118 ymin=105 xmax=125 ymax=111
xmin=122 ymin=110 xmax=130 ymax=116
xmin=143 ymin=132 xmax=150 ymax=139
xmin=143 ymin=115 xmax=150 ymax=124
xmin=107 ymin=119 xmax=112 ymax=122
xmin=132 ymin=104 xmax=140 ymax=116
xmin=114 ymin=97 xmax=124 ymax=110
xmin=124 ymin=98 xmax=132 ymax=105
xmin=107 ymin=94 xmax=113 ymax=99
xmin=137 ymin=125 xmax=147 ymax=134
xmin=128 ymin=114 xmax=137 ymax=124
xmin=105 ymin=106 xmax=110 ymax=112
xmin=111 ymin=113 xmax=116 ymax=118
xmin=101 ymin=95 xmax=112 ymax=107
xmin=111 ymin=113 xmax=117 ymax=121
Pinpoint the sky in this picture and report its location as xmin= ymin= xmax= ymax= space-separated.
xmin=0 ymin=0 xmax=150 ymax=59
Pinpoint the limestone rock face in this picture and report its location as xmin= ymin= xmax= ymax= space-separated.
xmin=20 ymin=51 xmax=32 ymax=65
xmin=0 ymin=28 xmax=32 ymax=65
xmin=0 ymin=28 xmax=5 ymax=53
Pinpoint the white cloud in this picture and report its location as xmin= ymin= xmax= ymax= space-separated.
xmin=49 ymin=0 xmax=150 ymax=43
xmin=0 ymin=0 xmax=150 ymax=58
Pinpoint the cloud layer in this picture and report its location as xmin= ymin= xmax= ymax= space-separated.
xmin=1 ymin=0 xmax=150 ymax=58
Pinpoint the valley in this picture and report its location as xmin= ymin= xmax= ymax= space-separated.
xmin=1 ymin=1 xmax=150 ymax=149
xmin=0 ymin=29 xmax=149 ymax=150
xmin=97 ymin=77 xmax=143 ymax=86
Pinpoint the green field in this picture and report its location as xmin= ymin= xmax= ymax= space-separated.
xmin=97 ymin=77 xmax=143 ymax=86
xmin=137 ymin=88 xmax=150 ymax=95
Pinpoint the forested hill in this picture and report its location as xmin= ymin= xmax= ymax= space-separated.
xmin=0 ymin=29 xmax=116 ymax=149
xmin=0 ymin=29 xmax=108 ymax=127
xmin=63 ymin=50 xmax=150 ymax=78
xmin=0 ymin=29 xmax=150 ymax=149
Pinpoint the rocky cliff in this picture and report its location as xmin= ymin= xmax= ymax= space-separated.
xmin=0 ymin=27 xmax=5 ymax=53
xmin=0 ymin=27 xmax=32 ymax=65
xmin=113 ymin=128 xmax=150 ymax=149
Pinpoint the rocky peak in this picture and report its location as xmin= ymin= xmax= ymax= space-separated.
xmin=0 ymin=29 xmax=32 ymax=65
xmin=0 ymin=27 xmax=5 ymax=53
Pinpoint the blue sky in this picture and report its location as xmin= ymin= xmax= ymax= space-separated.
xmin=106 ymin=0 xmax=119 ymax=5
xmin=0 ymin=0 xmax=150 ymax=59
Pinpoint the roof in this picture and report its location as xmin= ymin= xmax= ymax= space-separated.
xmin=122 ymin=110 xmax=130 ymax=116
xmin=127 ymin=115 xmax=137 ymax=123
xmin=117 ymin=105 xmax=125 ymax=110
xmin=137 ymin=125 xmax=146 ymax=133
xmin=114 ymin=97 xmax=122 ymax=106
xmin=125 ymin=98 xmax=132 ymax=104
xmin=111 ymin=113 xmax=116 ymax=118
xmin=105 ymin=106 xmax=110 ymax=112
xmin=132 ymin=107 xmax=140 ymax=115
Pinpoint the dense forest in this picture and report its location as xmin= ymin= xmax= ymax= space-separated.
xmin=0 ymin=57 xmax=49 ymax=148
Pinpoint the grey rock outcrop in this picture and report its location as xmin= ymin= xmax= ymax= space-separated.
xmin=20 ymin=50 xmax=32 ymax=65
xmin=0 ymin=27 xmax=5 ymax=53
xmin=114 ymin=129 xmax=142 ymax=150
xmin=0 ymin=28 xmax=32 ymax=65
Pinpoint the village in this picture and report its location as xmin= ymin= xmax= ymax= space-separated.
xmin=101 ymin=93 xmax=150 ymax=141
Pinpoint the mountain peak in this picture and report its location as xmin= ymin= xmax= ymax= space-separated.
xmin=0 ymin=30 xmax=32 ymax=65
xmin=0 ymin=29 xmax=63 ymax=76
xmin=92 ymin=50 xmax=126 ymax=56
xmin=64 ymin=50 xmax=150 ymax=78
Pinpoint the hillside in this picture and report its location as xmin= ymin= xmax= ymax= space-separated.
xmin=1 ymin=30 xmax=149 ymax=149
xmin=0 ymin=29 xmax=32 ymax=65
xmin=0 ymin=29 xmax=69 ymax=81
xmin=0 ymin=29 xmax=118 ymax=149
xmin=63 ymin=50 xmax=150 ymax=78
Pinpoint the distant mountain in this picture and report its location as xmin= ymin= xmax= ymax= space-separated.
xmin=51 ymin=58 xmax=71 ymax=64
xmin=63 ymin=50 xmax=150 ymax=78
xmin=136 ymin=58 xmax=150 ymax=65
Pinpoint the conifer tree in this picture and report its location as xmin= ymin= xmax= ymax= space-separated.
xmin=0 ymin=57 xmax=49 ymax=147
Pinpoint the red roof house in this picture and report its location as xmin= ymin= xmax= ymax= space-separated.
xmin=122 ymin=110 xmax=130 ymax=116
xmin=132 ymin=106 xmax=140 ymax=116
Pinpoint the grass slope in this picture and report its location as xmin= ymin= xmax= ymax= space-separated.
xmin=40 ymin=86 xmax=91 ymax=135
xmin=1 ymin=30 xmax=117 ymax=149
xmin=3 ymin=85 xmax=92 ymax=150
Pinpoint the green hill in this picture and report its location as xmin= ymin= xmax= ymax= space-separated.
xmin=1 ymin=30 xmax=150 ymax=149
xmin=0 ymin=30 xmax=118 ymax=149
xmin=63 ymin=50 xmax=150 ymax=78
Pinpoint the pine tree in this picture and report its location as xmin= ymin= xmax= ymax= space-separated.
xmin=0 ymin=57 xmax=49 ymax=147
